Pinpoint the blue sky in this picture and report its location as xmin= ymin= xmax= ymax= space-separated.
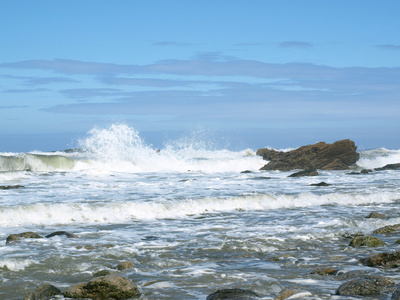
xmin=1 ymin=0 xmax=399 ymax=152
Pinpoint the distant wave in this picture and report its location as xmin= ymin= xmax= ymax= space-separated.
xmin=1 ymin=124 xmax=399 ymax=173
xmin=0 ymin=124 xmax=264 ymax=173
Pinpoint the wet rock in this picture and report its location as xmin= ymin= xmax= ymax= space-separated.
xmin=23 ymin=284 xmax=62 ymax=300
xmin=6 ymin=232 xmax=43 ymax=244
xmin=45 ymin=231 xmax=79 ymax=238
xmin=375 ymin=163 xmax=400 ymax=171
xmin=258 ymin=139 xmax=359 ymax=171
xmin=64 ymin=274 xmax=140 ymax=299
xmin=347 ymin=169 xmax=372 ymax=175
xmin=274 ymin=290 xmax=299 ymax=300
xmin=374 ymin=224 xmax=400 ymax=234
xmin=288 ymin=169 xmax=319 ymax=177
xmin=311 ymin=267 xmax=339 ymax=275
xmin=309 ymin=181 xmax=331 ymax=186
xmin=206 ymin=288 xmax=260 ymax=299
xmin=360 ymin=251 xmax=400 ymax=268
xmin=366 ymin=212 xmax=387 ymax=219
xmin=241 ymin=170 xmax=253 ymax=173
xmin=0 ymin=185 xmax=24 ymax=190
xmin=93 ymin=270 xmax=114 ymax=277
xmin=349 ymin=235 xmax=386 ymax=247
xmin=116 ymin=261 xmax=135 ymax=271
xmin=392 ymin=285 xmax=400 ymax=300
xmin=274 ymin=289 xmax=304 ymax=300
xmin=336 ymin=275 xmax=394 ymax=296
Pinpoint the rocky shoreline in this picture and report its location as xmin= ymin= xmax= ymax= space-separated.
xmin=8 ymin=214 xmax=400 ymax=299
xmin=5 ymin=139 xmax=400 ymax=299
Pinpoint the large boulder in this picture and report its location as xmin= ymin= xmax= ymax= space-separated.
xmin=64 ymin=274 xmax=140 ymax=299
xmin=335 ymin=275 xmax=394 ymax=296
xmin=6 ymin=232 xmax=43 ymax=244
xmin=23 ymin=284 xmax=62 ymax=300
xmin=257 ymin=139 xmax=359 ymax=171
xmin=349 ymin=235 xmax=386 ymax=248
xmin=359 ymin=251 xmax=400 ymax=268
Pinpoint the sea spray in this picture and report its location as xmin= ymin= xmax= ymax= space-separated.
xmin=75 ymin=124 xmax=264 ymax=173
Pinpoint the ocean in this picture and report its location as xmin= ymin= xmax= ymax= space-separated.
xmin=1 ymin=124 xmax=400 ymax=299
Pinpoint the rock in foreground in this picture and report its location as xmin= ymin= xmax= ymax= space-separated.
xmin=336 ymin=275 xmax=394 ymax=296
xmin=23 ymin=284 xmax=62 ymax=300
xmin=359 ymin=251 xmax=400 ymax=268
xmin=257 ymin=139 xmax=359 ymax=171
xmin=64 ymin=274 xmax=140 ymax=299
xmin=207 ymin=288 xmax=260 ymax=299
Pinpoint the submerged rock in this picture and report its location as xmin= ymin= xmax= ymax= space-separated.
xmin=23 ymin=284 xmax=62 ymax=300
xmin=336 ymin=275 xmax=394 ymax=296
xmin=309 ymin=181 xmax=331 ymax=186
xmin=258 ymin=139 xmax=359 ymax=171
xmin=64 ymin=274 xmax=140 ymax=299
xmin=0 ymin=185 xmax=24 ymax=190
xmin=392 ymin=285 xmax=400 ymax=300
xmin=116 ymin=261 xmax=135 ymax=270
xmin=274 ymin=289 xmax=311 ymax=300
xmin=311 ymin=267 xmax=339 ymax=275
xmin=6 ymin=232 xmax=43 ymax=244
xmin=360 ymin=251 xmax=400 ymax=268
xmin=366 ymin=212 xmax=387 ymax=219
xmin=206 ymin=288 xmax=260 ymax=299
xmin=374 ymin=224 xmax=400 ymax=234
xmin=349 ymin=235 xmax=386 ymax=248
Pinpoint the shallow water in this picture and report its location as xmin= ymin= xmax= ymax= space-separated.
xmin=1 ymin=125 xmax=400 ymax=299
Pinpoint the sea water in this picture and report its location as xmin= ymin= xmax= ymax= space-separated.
xmin=1 ymin=124 xmax=400 ymax=299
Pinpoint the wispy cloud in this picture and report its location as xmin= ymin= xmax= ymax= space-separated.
xmin=153 ymin=41 xmax=191 ymax=47
xmin=0 ymin=59 xmax=141 ymax=75
xmin=279 ymin=41 xmax=313 ymax=49
xmin=377 ymin=44 xmax=400 ymax=50
xmin=1 ymin=74 xmax=78 ymax=85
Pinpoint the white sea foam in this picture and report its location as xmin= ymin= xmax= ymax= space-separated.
xmin=1 ymin=191 xmax=398 ymax=227
xmin=0 ymin=258 xmax=38 ymax=271
xmin=357 ymin=148 xmax=400 ymax=169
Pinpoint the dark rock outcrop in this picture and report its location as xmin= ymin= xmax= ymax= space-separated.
xmin=310 ymin=181 xmax=331 ymax=186
xmin=375 ymin=163 xmax=400 ymax=171
xmin=6 ymin=232 xmax=43 ymax=244
xmin=335 ymin=275 xmax=394 ymax=296
xmin=206 ymin=288 xmax=260 ymax=299
xmin=349 ymin=235 xmax=385 ymax=247
xmin=0 ymin=185 xmax=24 ymax=190
xmin=288 ymin=169 xmax=319 ymax=177
xmin=257 ymin=139 xmax=359 ymax=171
xmin=46 ymin=231 xmax=78 ymax=238
xmin=63 ymin=274 xmax=140 ymax=299
xmin=23 ymin=284 xmax=62 ymax=300
xmin=359 ymin=251 xmax=400 ymax=268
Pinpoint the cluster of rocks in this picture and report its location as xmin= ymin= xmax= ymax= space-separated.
xmin=5 ymin=231 xmax=141 ymax=300
xmin=256 ymin=139 xmax=360 ymax=171
xmin=256 ymin=139 xmax=400 ymax=178
xmin=10 ymin=215 xmax=400 ymax=299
